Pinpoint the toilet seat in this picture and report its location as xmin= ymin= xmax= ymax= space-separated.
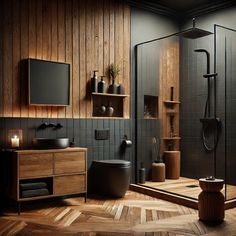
xmin=93 ymin=159 xmax=131 ymax=168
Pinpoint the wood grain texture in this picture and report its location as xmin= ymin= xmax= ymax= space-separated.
xmin=19 ymin=153 xmax=54 ymax=178
xmin=164 ymin=150 xmax=180 ymax=179
xmin=54 ymin=174 xmax=86 ymax=195
xmin=0 ymin=0 xmax=130 ymax=118
xmin=1 ymin=190 xmax=236 ymax=235
xmin=54 ymin=151 xmax=86 ymax=174
xmin=160 ymin=39 xmax=180 ymax=153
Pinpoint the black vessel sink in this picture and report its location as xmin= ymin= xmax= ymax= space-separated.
xmin=32 ymin=138 xmax=69 ymax=149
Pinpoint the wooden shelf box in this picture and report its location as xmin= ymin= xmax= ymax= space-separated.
xmin=91 ymin=92 xmax=129 ymax=118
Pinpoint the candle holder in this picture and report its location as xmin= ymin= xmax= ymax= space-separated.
xmin=8 ymin=129 xmax=23 ymax=149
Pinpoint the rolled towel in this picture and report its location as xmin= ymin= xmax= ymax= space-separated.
xmin=20 ymin=182 xmax=47 ymax=191
xmin=21 ymin=188 xmax=49 ymax=198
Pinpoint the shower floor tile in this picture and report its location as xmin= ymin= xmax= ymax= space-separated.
xmin=140 ymin=177 xmax=236 ymax=201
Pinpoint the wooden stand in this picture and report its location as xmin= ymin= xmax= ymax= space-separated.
xmin=2 ymin=148 xmax=87 ymax=214
xmin=152 ymin=162 xmax=165 ymax=182
xmin=198 ymin=178 xmax=224 ymax=222
xmin=164 ymin=151 xmax=180 ymax=179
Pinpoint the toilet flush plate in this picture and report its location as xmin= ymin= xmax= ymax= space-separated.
xmin=95 ymin=129 xmax=110 ymax=140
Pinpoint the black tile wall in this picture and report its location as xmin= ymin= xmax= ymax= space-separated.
xmin=180 ymin=35 xmax=219 ymax=179
xmin=0 ymin=118 xmax=135 ymax=182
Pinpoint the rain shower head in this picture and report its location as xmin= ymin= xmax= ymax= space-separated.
xmin=178 ymin=18 xmax=213 ymax=39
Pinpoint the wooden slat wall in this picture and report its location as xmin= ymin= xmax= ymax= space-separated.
xmin=0 ymin=0 xmax=130 ymax=118
xmin=159 ymin=39 xmax=180 ymax=153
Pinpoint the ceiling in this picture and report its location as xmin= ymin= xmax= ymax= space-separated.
xmin=154 ymin=0 xmax=214 ymax=12
xmin=127 ymin=0 xmax=236 ymax=21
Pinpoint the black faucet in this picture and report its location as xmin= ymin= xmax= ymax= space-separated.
xmin=38 ymin=122 xmax=63 ymax=130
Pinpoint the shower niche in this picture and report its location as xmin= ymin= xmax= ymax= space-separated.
xmin=134 ymin=23 xmax=236 ymax=209
xmin=144 ymin=95 xmax=158 ymax=119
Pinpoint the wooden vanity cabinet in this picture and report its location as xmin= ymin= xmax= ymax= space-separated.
xmin=4 ymin=147 xmax=87 ymax=213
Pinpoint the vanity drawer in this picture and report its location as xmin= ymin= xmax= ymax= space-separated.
xmin=54 ymin=174 xmax=86 ymax=195
xmin=54 ymin=151 xmax=86 ymax=174
xmin=19 ymin=154 xmax=53 ymax=178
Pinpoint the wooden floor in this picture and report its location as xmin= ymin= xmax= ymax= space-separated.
xmin=141 ymin=177 xmax=236 ymax=200
xmin=1 ymin=191 xmax=236 ymax=235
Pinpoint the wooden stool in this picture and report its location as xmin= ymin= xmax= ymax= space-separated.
xmin=198 ymin=178 xmax=224 ymax=222
xmin=152 ymin=162 xmax=165 ymax=182
xmin=164 ymin=151 xmax=180 ymax=179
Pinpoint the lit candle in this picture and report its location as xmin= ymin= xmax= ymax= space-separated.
xmin=11 ymin=135 xmax=19 ymax=148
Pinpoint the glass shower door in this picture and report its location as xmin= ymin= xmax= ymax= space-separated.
xmin=215 ymin=24 xmax=236 ymax=201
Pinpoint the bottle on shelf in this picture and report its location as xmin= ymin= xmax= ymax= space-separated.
xmin=91 ymin=70 xmax=98 ymax=93
xmin=98 ymin=76 xmax=106 ymax=93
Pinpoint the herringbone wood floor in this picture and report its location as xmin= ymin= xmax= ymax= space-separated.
xmin=1 ymin=191 xmax=236 ymax=235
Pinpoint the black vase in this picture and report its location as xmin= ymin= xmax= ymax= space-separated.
xmin=139 ymin=167 xmax=146 ymax=184
xmin=108 ymin=80 xmax=117 ymax=94
xmin=117 ymin=84 xmax=125 ymax=94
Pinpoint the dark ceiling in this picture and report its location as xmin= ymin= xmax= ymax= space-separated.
xmin=127 ymin=0 xmax=236 ymax=21
xmin=155 ymin=0 xmax=214 ymax=12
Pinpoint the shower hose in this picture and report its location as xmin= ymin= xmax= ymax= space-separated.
xmin=201 ymin=99 xmax=221 ymax=152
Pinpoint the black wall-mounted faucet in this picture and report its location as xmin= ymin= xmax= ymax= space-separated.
xmin=38 ymin=122 xmax=63 ymax=130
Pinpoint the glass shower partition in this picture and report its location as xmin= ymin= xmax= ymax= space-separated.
xmin=215 ymin=24 xmax=236 ymax=201
xmin=135 ymin=26 xmax=236 ymax=206
xmin=136 ymin=40 xmax=161 ymax=182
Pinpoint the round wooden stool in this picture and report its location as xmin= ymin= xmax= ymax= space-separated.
xmin=164 ymin=151 xmax=180 ymax=179
xmin=198 ymin=177 xmax=224 ymax=223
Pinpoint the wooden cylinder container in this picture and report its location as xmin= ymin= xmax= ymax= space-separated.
xmin=152 ymin=162 xmax=165 ymax=182
xmin=198 ymin=178 xmax=224 ymax=222
xmin=164 ymin=151 xmax=180 ymax=179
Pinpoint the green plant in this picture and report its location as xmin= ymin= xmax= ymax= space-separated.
xmin=108 ymin=63 xmax=120 ymax=80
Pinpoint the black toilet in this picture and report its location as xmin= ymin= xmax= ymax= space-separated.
xmin=91 ymin=160 xmax=131 ymax=198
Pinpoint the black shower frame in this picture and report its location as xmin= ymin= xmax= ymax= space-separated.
xmin=214 ymin=24 xmax=236 ymax=201
xmin=134 ymin=24 xmax=236 ymax=202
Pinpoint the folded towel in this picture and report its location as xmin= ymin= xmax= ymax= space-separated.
xmin=20 ymin=182 xmax=47 ymax=191
xmin=21 ymin=188 xmax=49 ymax=198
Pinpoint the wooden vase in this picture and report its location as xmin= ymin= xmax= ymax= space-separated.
xmin=164 ymin=151 xmax=180 ymax=179
xmin=152 ymin=162 xmax=165 ymax=182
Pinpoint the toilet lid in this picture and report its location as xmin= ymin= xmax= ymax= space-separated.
xmin=93 ymin=159 xmax=131 ymax=167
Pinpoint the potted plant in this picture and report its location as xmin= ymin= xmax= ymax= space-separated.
xmin=108 ymin=63 xmax=120 ymax=94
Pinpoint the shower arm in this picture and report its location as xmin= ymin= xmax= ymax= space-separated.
xmin=194 ymin=49 xmax=211 ymax=117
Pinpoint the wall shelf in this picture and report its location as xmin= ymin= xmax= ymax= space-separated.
xmin=162 ymin=137 xmax=181 ymax=140
xmin=92 ymin=92 xmax=129 ymax=98
xmin=164 ymin=100 xmax=180 ymax=105
xmin=92 ymin=92 xmax=129 ymax=118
